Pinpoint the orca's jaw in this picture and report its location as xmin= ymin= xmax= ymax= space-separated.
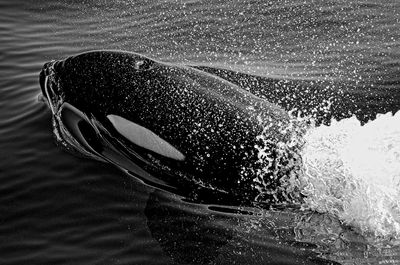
xmin=39 ymin=61 xmax=63 ymax=115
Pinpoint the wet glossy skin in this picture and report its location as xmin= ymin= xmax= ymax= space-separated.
xmin=40 ymin=50 xmax=298 ymax=205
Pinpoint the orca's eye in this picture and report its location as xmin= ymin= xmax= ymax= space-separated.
xmin=133 ymin=59 xmax=153 ymax=71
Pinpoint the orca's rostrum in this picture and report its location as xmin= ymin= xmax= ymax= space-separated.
xmin=39 ymin=50 xmax=302 ymax=205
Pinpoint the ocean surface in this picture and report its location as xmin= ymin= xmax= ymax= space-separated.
xmin=1 ymin=0 xmax=400 ymax=264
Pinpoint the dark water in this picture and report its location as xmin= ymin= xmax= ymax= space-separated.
xmin=1 ymin=0 xmax=400 ymax=264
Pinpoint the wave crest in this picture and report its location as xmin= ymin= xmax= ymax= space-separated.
xmin=300 ymin=111 xmax=400 ymax=240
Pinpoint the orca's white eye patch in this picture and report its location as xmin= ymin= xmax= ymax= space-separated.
xmin=107 ymin=114 xmax=185 ymax=161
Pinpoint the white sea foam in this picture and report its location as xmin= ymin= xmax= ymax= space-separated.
xmin=299 ymin=111 xmax=400 ymax=240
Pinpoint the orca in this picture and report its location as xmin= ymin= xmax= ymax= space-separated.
xmin=39 ymin=50 xmax=303 ymax=205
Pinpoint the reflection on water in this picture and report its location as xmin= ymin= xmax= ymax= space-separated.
xmin=1 ymin=0 xmax=400 ymax=264
xmin=145 ymin=190 xmax=400 ymax=264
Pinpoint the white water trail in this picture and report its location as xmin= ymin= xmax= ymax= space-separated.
xmin=300 ymin=111 xmax=400 ymax=240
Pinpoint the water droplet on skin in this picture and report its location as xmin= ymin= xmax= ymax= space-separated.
xmin=134 ymin=60 xmax=145 ymax=70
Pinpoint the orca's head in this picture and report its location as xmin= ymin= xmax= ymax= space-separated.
xmin=39 ymin=50 xmax=157 ymax=116
xmin=38 ymin=50 xmax=303 ymax=204
xmin=39 ymin=51 xmax=187 ymax=162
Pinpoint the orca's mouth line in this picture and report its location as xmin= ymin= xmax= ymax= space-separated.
xmin=41 ymin=61 xmax=63 ymax=116
xmin=43 ymin=75 xmax=58 ymax=115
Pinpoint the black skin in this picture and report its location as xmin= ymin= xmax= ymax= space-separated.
xmin=193 ymin=66 xmax=400 ymax=125
xmin=40 ymin=50 xmax=299 ymax=206
xmin=40 ymin=50 xmax=400 ymax=205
